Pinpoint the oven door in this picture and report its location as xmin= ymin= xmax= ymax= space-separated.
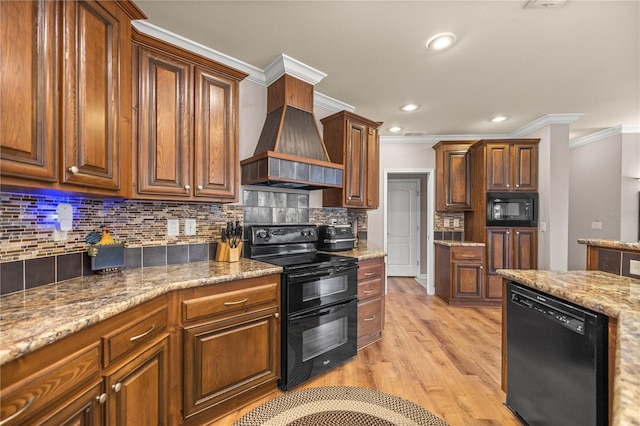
xmin=280 ymin=298 xmax=358 ymax=391
xmin=285 ymin=264 xmax=358 ymax=314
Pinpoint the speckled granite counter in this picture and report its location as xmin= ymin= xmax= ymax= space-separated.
xmin=0 ymin=259 xmax=282 ymax=366
xmin=434 ymin=240 xmax=485 ymax=247
xmin=578 ymin=238 xmax=640 ymax=251
xmin=323 ymin=242 xmax=386 ymax=261
xmin=497 ymin=269 xmax=640 ymax=426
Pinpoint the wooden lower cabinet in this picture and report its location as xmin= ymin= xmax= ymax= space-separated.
xmin=357 ymin=257 xmax=385 ymax=349
xmin=434 ymin=243 xmax=492 ymax=306
xmin=486 ymin=227 xmax=537 ymax=301
xmin=0 ymin=275 xmax=282 ymax=425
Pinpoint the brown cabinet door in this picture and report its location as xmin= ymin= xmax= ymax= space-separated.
xmin=0 ymin=0 xmax=58 ymax=182
xmin=193 ymin=67 xmax=238 ymax=200
xmin=512 ymin=227 xmax=538 ymax=269
xmin=365 ymin=127 xmax=380 ymax=209
xmin=486 ymin=143 xmax=511 ymax=191
xmin=136 ymin=46 xmax=191 ymax=197
xmin=42 ymin=381 xmax=105 ymax=426
xmin=445 ymin=149 xmax=472 ymax=210
xmin=183 ymin=310 xmax=279 ymax=418
xmin=486 ymin=228 xmax=510 ymax=274
xmin=61 ymin=0 xmax=125 ymax=190
xmin=452 ymin=261 xmax=483 ymax=299
xmin=105 ymin=336 xmax=169 ymax=426
xmin=344 ymin=120 xmax=367 ymax=207
xmin=512 ymin=143 xmax=538 ymax=191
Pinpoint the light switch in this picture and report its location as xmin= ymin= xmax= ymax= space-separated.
xmin=591 ymin=221 xmax=602 ymax=230
xmin=443 ymin=218 xmax=450 ymax=227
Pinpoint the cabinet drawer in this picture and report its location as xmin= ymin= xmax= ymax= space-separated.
xmin=358 ymin=258 xmax=384 ymax=280
xmin=451 ymin=247 xmax=483 ymax=261
xmin=182 ymin=282 xmax=278 ymax=322
xmin=358 ymin=297 xmax=383 ymax=338
xmin=358 ymin=275 xmax=382 ymax=300
xmin=0 ymin=343 xmax=100 ymax=425
xmin=103 ymin=307 xmax=167 ymax=365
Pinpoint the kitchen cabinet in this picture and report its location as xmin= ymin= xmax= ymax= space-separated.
xmin=481 ymin=140 xmax=538 ymax=192
xmin=321 ymin=111 xmax=382 ymax=209
xmin=132 ymin=31 xmax=247 ymax=202
xmin=0 ymin=0 xmax=144 ymax=196
xmin=434 ymin=243 xmax=490 ymax=306
xmin=179 ymin=275 xmax=280 ymax=425
xmin=433 ymin=141 xmax=475 ymax=211
xmin=486 ymin=227 xmax=537 ymax=300
xmin=357 ymin=257 xmax=385 ymax=348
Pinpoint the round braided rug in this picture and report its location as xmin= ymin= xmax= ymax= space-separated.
xmin=233 ymin=386 xmax=450 ymax=426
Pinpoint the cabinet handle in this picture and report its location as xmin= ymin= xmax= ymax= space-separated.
xmin=507 ymin=231 xmax=510 ymax=235
xmin=480 ymin=265 xmax=484 ymax=269
xmin=516 ymin=231 xmax=520 ymax=235
xmin=348 ymin=196 xmax=352 ymax=201
xmin=224 ymin=298 xmax=249 ymax=306
xmin=68 ymin=166 xmax=79 ymax=175
xmin=364 ymin=272 xmax=376 ymax=276
xmin=96 ymin=393 xmax=107 ymax=404
xmin=0 ymin=397 xmax=35 ymax=425
xmin=274 ymin=313 xmax=279 ymax=319
xmin=364 ymin=315 xmax=376 ymax=322
xmin=184 ymin=185 xmax=191 ymax=191
xmin=112 ymin=383 xmax=122 ymax=393
xmin=129 ymin=324 xmax=155 ymax=342
xmin=506 ymin=184 xmax=510 ymax=188
xmin=459 ymin=254 xmax=477 ymax=258
xmin=364 ymin=288 xmax=375 ymax=294
xmin=197 ymin=184 xmax=203 ymax=191
xmin=516 ymin=184 xmax=520 ymax=188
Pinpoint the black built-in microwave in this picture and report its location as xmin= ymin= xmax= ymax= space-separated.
xmin=486 ymin=192 xmax=538 ymax=227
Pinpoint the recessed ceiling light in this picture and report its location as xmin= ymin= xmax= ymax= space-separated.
xmin=388 ymin=126 xmax=403 ymax=133
xmin=401 ymin=104 xmax=420 ymax=112
xmin=490 ymin=115 xmax=509 ymax=123
xmin=426 ymin=32 xmax=457 ymax=51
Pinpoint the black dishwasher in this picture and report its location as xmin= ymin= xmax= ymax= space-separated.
xmin=506 ymin=282 xmax=608 ymax=426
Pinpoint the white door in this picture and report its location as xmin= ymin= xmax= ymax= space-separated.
xmin=387 ymin=179 xmax=419 ymax=276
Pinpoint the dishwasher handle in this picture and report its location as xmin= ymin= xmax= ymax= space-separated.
xmin=511 ymin=291 xmax=585 ymax=335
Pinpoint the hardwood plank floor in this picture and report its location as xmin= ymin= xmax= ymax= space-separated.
xmin=213 ymin=277 xmax=521 ymax=425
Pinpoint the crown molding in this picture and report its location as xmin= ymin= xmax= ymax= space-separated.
xmin=314 ymin=92 xmax=355 ymax=113
xmin=508 ymin=113 xmax=584 ymax=138
xmin=264 ymin=54 xmax=327 ymax=86
xmin=569 ymin=125 xmax=640 ymax=148
xmin=381 ymin=134 xmax=507 ymax=144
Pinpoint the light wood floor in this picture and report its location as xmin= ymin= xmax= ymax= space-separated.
xmin=214 ymin=277 xmax=521 ymax=425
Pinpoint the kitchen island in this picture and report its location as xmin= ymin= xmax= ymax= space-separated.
xmin=497 ymin=268 xmax=640 ymax=426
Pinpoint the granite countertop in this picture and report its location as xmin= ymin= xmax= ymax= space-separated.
xmin=323 ymin=242 xmax=387 ymax=260
xmin=497 ymin=269 xmax=640 ymax=426
xmin=434 ymin=240 xmax=486 ymax=247
xmin=578 ymin=238 xmax=640 ymax=251
xmin=0 ymin=259 xmax=282 ymax=366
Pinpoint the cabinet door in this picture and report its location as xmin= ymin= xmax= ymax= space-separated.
xmin=61 ymin=0 xmax=125 ymax=190
xmin=486 ymin=228 xmax=510 ymax=274
xmin=193 ymin=67 xmax=238 ymax=200
xmin=445 ymin=149 xmax=472 ymax=210
xmin=0 ymin=0 xmax=58 ymax=182
xmin=452 ymin=261 xmax=483 ymax=299
xmin=105 ymin=336 xmax=169 ymax=426
xmin=486 ymin=143 xmax=511 ymax=191
xmin=183 ymin=310 xmax=279 ymax=418
xmin=512 ymin=227 xmax=538 ymax=270
xmin=344 ymin=120 xmax=367 ymax=207
xmin=136 ymin=46 xmax=191 ymax=197
xmin=41 ymin=381 xmax=105 ymax=426
xmin=365 ymin=126 xmax=379 ymax=209
xmin=512 ymin=143 xmax=538 ymax=191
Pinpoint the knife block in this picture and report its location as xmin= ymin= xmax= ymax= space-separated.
xmin=215 ymin=241 xmax=242 ymax=262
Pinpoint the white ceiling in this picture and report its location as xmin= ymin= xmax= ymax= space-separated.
xmin=134 ymin=0 xmax=640 ymax=140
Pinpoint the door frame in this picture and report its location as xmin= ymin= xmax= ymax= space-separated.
xmin=383 ymin=168 xmax=435 ymax=294
xmin=387 ymin=178 xmax=421 ymax=277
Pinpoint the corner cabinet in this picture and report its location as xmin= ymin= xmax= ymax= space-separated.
xmin=357 ymin=257 xmax=385 ymax=349
xmin=321 ymin=111 xmax=382 ymax=209
xmin=433 ymin=141 xmax=475 ymax=211
xmin=0 ymin=0 xmax=144 ymax=196
xmin=132 ymin=30 xmax=248 ymax=202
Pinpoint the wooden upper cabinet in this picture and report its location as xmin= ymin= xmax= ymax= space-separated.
xmin=433 ymin=141 xmax=475 ymax=211
xmin=321 ymin=111 xmax=381 ymax=209
xmin=132 ymin=31 xmax=246 ymax=202
xmin=484 ymin=139 xmax=538 ymax=192
xmin=0 ymin=0 xmax=58 ymax=183
xmin=0 ymin=0 xmax=144 ymax=196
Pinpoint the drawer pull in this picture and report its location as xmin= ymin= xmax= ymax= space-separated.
xmin=129 ymin=324 xmax=156 ymax=342
xmin=459 ymin=255 xmax=477 ymax=258
xmin=224 ymin=298 xmax=249 ymax=306
xmin=364 ymin=289 xmax=375 ymax=294
xmin=0 ymin=397 xmax=35 ymax=425
xmin=364 ymin=315 xmax=377 ymax=322
xmin=364 ymin=272 xmax=376 ymax=277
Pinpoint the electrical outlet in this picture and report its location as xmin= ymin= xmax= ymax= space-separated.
xmin=53 ymin=229 xmax=68 ymax=241
xmin=630 ymin=260 xmax=640 ymax=276
xmin=453 ymin=218 xmax=460 ymax=228
xmin=443 ymin=218 xmax=450 ymax=227
xmin=539 ymin=222 xmax=547 ymax=232
xmin=185 ymin=218 xmax=196 ymax=236
xmin=167 ymin=219 xmax=179 ymax=236
xmin=591 ymin=221 xmax=602 ymax=230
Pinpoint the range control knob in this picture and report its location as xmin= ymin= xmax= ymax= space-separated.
xmin=308 ymin=229 xmax=314 ymax=236
xmin=257 ymin=230 xmax=267 ymax=238
xmin=301 ymin=230 xmax=308 ymax=237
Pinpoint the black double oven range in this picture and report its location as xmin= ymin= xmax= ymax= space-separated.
xmin=245 ymin=224 xmax=358 ymax=391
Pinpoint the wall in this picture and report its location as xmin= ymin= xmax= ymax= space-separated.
xmin=620 ymin=133 xmax=640 ymax=242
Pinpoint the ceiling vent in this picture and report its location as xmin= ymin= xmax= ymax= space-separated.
xmin=524 ymin=0 xmax=569 ymax=8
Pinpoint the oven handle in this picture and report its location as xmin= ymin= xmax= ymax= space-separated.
xmin=290 ymin=299 xmax=355 ymax=321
